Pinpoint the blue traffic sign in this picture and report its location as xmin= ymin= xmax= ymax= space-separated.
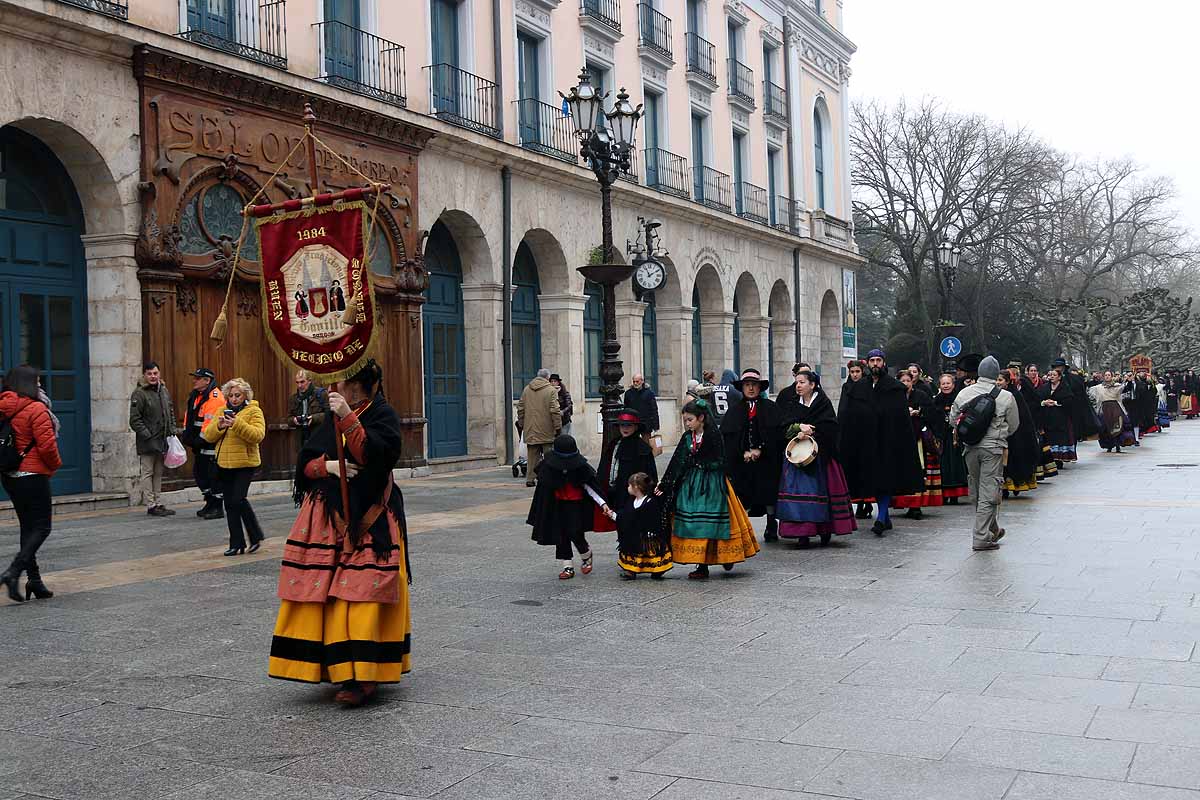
xmin=940 ymin=336 xmax=963 ymax=358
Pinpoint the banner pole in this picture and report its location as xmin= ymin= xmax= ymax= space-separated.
xmin=303 ymin=102 xmax=353 ymax=532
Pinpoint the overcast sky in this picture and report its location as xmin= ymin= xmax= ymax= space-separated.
xmin=844 ymin=0 xmax=1200 ymax=233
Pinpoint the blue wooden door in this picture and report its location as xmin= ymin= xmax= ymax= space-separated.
xmin=423 ymin=223 xmax=467 ymax=458
xmin=323 ymin=0 xmax=360 ymax=82
xmin=187 ymin=0 xmax=233 ymax=39
xmin=0 ymin=127 xmax=91 ymax=496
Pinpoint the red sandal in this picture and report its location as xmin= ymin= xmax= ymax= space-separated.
xmin=559 ymin=566 xmax=575 ymax=580
xmin=580 ymin=552 xmax=594 ymax=575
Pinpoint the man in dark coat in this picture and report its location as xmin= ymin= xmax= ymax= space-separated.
xmin=1052 ymin=357 xmax=1098 ymax=441
xmin=721 ymin=368 xmax=785 ymax=540
xmin=623 ymin=374 xmax=660 ymax=436
xmin=838 ymin=349 xmax=924 ymax=536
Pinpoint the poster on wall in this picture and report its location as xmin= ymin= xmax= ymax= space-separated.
xmin=254 ymin=197 xmax=378 ymax=382
xmin=841 ymin=268 xmax=858 ymax=358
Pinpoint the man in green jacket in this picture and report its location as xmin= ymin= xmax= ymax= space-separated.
xmin=129 ymin=361 xmax=178 ymax=517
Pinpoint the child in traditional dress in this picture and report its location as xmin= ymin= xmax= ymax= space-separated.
xmin=526 ymin=434 xmax=610 ymax=579
xmin=610 ymin=472 xmax=671 ymax=580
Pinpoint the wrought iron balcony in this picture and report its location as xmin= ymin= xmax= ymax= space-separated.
xmin=736 ymin=182 xmax=768 ymax=223
xmin=56 ymin=0 xmax=127 ymax=19
xmin=424 ymin=64 xmax=501 ymax=138
xmin=685 ymin=32 xmax=716 ymax=82
xmin=773 ymin=196 xmax=798 ymax=232
xmin=515 ymin=99 xmax=577 ymax=163
xmin=637 ymin=4 xmax=673 ymax=59
xmin=315 ymin=22 xmax=406 ymax=108
xmin=643 ymin=147 xmax=689 ymax=198
xmin=693 ymin=165 xmax=731 ymax=212
xmin=619 ymin=148 xmax=640 ymax=185
xmin=764 ymin=80 xmax=787 ymax=122
xmin=727 ymin=59 xmax=754 ymax=108
xmin=580 ymin=0 xmax=621 ymax=33
xmin=178 ymin=0 xmax=287 ymax=70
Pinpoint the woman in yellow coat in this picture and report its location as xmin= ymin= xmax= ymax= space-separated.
xmin=201 ymin=377 xmax=266 ymax=556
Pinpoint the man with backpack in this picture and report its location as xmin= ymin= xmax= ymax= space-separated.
xmin=951 ymin=355 xmax=1021 ymax=551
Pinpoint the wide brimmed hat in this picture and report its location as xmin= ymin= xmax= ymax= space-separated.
xmin=615 ymin=408 xmax=647 ymax=432
xmin=733 ymin=368 xmax=769 ymax=392
xmin=543 ymin=434 xmax=589 ymax=472
xmin=957 ymin=353 xmax=983 ymax=374
xmin=1051 ymin=357 xmax=1068 ymax=368
xmin=785 ymin=434 xmax=819 ymax=467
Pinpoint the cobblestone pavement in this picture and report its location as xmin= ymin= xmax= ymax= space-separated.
xmin=8 ymin=425 xmax=1200 ymax=799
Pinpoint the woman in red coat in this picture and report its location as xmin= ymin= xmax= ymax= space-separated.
xmin=0 ymin=365 xmax=62 ymax=603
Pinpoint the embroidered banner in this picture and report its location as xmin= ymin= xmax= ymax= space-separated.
xmin=253 ymin=198 xmax=377 ymax=381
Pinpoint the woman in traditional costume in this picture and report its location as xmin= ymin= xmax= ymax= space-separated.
xmin=294 ymin=290 xmax=309 ymax=319
xmin=892 ymin=371 xmax=943 ymax=518
xmin=656 ymin=398 xmax=758 ymax=580
xmin=775 ymin=370 xmax=856 ymax=545
xmin=1020 ymin=365 xmax=1058 ymax=482
xmin=931 ymin=373 xmax=969 ymax=504
xmin=268 ymin=360 xmax=410 ymax=707
xmin=1038 ymin=367 xmax=1077 ymax=466
xmin=594 ymin=410 xmax=664 ymax=576
xmin=996 ymin=370 xmax=1039 ymax=496
xmin=611 ymin=472 xmax=671 ymax=579
xmin=1089 ymin=371 xmax=1136 ymax=453
xmin=839 ymin=360 xmax=874 ymax=519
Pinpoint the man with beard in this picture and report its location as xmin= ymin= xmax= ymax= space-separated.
xmin=721 ymin=368 xmax=785 ymax=541
xmin=1051 ymin=357 xmax=1098 ymax=441
xmin=838 ymin=349 xmax=924 ymax=535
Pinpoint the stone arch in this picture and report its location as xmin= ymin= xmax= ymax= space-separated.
xmin=769 ymin=280 xmax=795 ymax=392
xmin=518 ymin=227 xmax=571 ymax=295
xmin=433 ymin=208 xmax=493 ymax=285
xmin=4 ymin=117 xmax=125 ymax=236
xmin=733 ymin=271 xmax=765 ymax=376
xmin=819 ymin=288 xmax=841 ymax=394
xmin=693 ymin=263 xmax=731 ymax=379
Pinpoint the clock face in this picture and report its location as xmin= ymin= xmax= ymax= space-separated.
xmin=635 ymin=260 xmax=665 ymax=291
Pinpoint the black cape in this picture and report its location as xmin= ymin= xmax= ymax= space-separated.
xmin=1064 ymin=370 xmax=1098 ymax=438
xmin=293 ymin=396 xmax=408 ymax=570
xmin=1037 ymin=380 xmax=1076 ymax=446
xmin=615 ymin=494 xmax=667 ymax=557
xmin=778 ymin=389 xmax=840 ymax=462
xmin=1004 ymin=385 xmax=1040 ymax=485
xmin=720 ymin=396 xmax=785 ymax=514
xmin=526 ymin=459 xmax=603 ymax=546
xmin=596 ymin=433 xmax=658 ymax=507
xmin=838 ymin=373 xmax=924 ymax=498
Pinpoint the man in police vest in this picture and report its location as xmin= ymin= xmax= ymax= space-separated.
xmin=182 ymin=367 xmax=224 ymax=519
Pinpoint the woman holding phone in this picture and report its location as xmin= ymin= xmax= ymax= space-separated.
xmin=202 ymin=378 xmax=266 ymax=555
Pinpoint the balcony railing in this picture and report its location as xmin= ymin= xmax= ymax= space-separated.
xmin=685 ymin=32 xmax=716 ymax=82
xmin=693 ymin=165 xmax=731 ymax=212
xmin=57 ymin=0 xmax=127 ymax=19
xmin=773 ymin=196 xmax=797 ymax=232
xmin=764 ymin=80 xmax=787 ymax=121
xmin=644 ymin=148 xmax=690 ymax=198
xmin=727 ymin=59 xmax=754 ymax=106
xmin=580 ymin=0 xmax=621 ymax=32
xmin=637 ymin=4 xmax=672 ymax=59
xmin=619 ymin=148 xmax=640 ymax=185
xmin=178 ymin=0 xmax=287 ymax=70
xmin=424 ymin=63 xmax=501 ymax=138
xmin=736 ymin=182 xmax=768 ymax=223
xmin=315 ymin=21 xmax=406 ymax=107
xmin=515 ymin=99 xmax=577 ymax=163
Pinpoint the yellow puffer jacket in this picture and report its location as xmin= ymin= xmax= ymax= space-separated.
xmin=201 ymin=400 xmax=266 ymax=468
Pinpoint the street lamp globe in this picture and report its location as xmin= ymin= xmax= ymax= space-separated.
xmin=937 ymin=238 xmax=953 ymax=269
xmin=606 ymin=87 xmax=643 ymax=148
xmin=561 ymin=69 xmax=605 ymax=137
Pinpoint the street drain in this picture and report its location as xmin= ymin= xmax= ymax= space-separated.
xmin=1157 ymin=464 xmax=1199 ymax=468
xmin=511 ymin=599 xmax=543 ymax=607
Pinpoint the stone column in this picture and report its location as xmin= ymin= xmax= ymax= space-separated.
xmin=701 ymin=310 xmax=736 ymax=375
xmin=770 ymin=317 xmax=796 ymax=393
xmin=615 ymin=299 xmax=647 ymax=381
xmin=461 ymin=282 xmax=503 ymax=457
xmin=537 ymin=291 xmax=590 ymax=450
xmin=84 ymin=232 xmax=142 ymax=496
xmin=653 ymin=304 xmax=694 ymax=445
xmin=739 ymin=315 xmax=771 ymax=375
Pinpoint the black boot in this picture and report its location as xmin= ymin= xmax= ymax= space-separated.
xmin=198 ymin=495 xmax=224 ymax=520
xmin=24 ymin=577 xmax=52 ymax=600
xmin=0 ymin=568 xmax=23 ymax=603
xmin=763 ymin=516 xmax=779 ymax=542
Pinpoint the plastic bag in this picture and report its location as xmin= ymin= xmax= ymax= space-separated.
xmin=164 ymin=435 xmax=187 ymax=469
xmin=517 ymin=433 xmax=528 ymax=461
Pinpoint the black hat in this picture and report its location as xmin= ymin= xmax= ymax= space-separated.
xmin=733 ymin=368 xmax=770 ymax=392
xmin=543 ymin=434 xmax=589 ymax=472
xmin=190 ymin=367 xmax=215 ymax=380
xmin=549 ymin=373 xmax=562 ymax=382
xmin=616 ymin=408 xmax=647 ymax=433
xmin=956 ymin=354 xmax=983 ymax=374
xmin=1051 ymin=357 xmax=1068 ymax=368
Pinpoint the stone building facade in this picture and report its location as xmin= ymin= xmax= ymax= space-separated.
xmin=0 ymin=0 xmax=860 ymax=499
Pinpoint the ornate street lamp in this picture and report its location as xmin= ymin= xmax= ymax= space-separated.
xmin=935 ymin=238 xmax=964 ymax=372
xmin=561 ymin=70 xmax=643 ymax=448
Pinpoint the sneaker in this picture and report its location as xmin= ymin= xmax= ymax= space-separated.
xmin=992 ymin=528 xmax=1006 ymax=543
xmin=973 ymin=542 xmax=1000 ymax=551
xmin=147 ymin=506 xmax=169 ymax=517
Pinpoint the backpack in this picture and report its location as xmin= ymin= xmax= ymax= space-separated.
xmin=0 ymin=412 xmax=33 ymax=473
xmin=955 ymin=386 xmax=1001 ymax=446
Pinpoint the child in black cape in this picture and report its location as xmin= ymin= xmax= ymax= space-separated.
xmin=611 ymin=472 xmax=671 ymax=580
xmin=526 ymin=434 xmax=610 ymax=579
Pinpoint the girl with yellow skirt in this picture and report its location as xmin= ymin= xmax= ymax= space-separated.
xmin=656 ymin=398 xmax=758 ymax=580
xmin=268 ymin=360 xmax=411 ymax=707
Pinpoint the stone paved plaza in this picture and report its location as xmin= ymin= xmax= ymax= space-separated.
xmin=9 ymin=428 xmax=1200 ymax=799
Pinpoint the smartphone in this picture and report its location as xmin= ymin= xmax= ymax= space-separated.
xmin=223 ymin=409 xmax=236 ymax=418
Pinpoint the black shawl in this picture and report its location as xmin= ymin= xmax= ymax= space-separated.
xmin=720 ymin=396 xmax=785 ymax=512
xmin=526 ymin=458 xmax=603 ymax=545
xmin=1038 ymin=380 xmax=1075 ymax=443
xmin=596 ymin=433 xmax=658 ymax=507
xmin=837 ymin=372 xmax=924 ymax=498
xmin=930 ymin=389 xmax=958 ymax=444
xmin=1004 ymin=385 xmax=1039 ymax=485
xmin=779 ymin=389 xmax=840 ymax=463
xmin=293 ymin=396 xmax=407 ymax=568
